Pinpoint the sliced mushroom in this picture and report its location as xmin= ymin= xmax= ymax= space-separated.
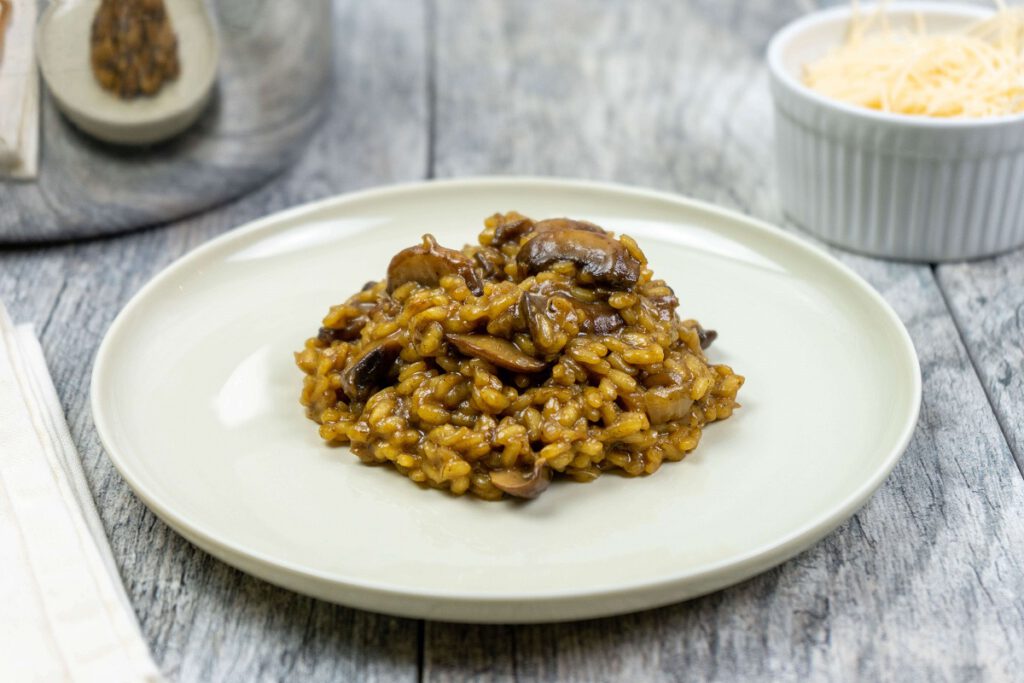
xmin=533 ymin=218 xmax=608 ymax=235
xmin=473 ymin=247 xmax=506 ymax=280
xmin=445 ymin=333 xmax=547 ymax=373
xmin=318 ymin=325 xmax=357 ymax=344
xmin=492 ymin=216 xmax=536 ymax=245
xmin=490 ymin=458 xmax=552 ymax=499
xmin=519 ymin=292 xmax=557 ymax=345
xmin=642 ymin=372 xmax=694 ymax=424
xmin=341 ymin=338 xmax=402 ymax=402
xmin=522 ymin=291 xmax=624 ymax=337
xmin=516 ymin=229 xmax=641 ymax=289
xmin=319 ymin=300 xmax=377 ymax=343
xmin=493 ymin=216 xmax=608 ymax=247
xmin=321 ymin=318 xmax=366 ymax=343
xmin=647 ymin=290 xmax=679 ymax=321
xmin=696 ymin=323 xmax=717 ymax=350
xmin=575 ymin=299 xmax=625 ymax=334
xmin=387 ymin=235 xmax=484 ymax=295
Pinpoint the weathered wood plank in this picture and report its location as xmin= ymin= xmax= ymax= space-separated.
xmin=0 ymin=0 xmax=428 ymax=680
xmin=936 ymin=252 xmax=1024 ymax=477
xmin=424 ymin=1 xmax=1024 ymax=680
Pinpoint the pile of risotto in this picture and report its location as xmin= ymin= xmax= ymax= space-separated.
xmin=296 ymin=214 xmax=743 ymax=500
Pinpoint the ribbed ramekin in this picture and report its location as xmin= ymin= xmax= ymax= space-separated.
xmin=767 ymin=2 xmax=1024 ymax=262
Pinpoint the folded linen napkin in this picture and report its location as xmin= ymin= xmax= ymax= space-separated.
xmin=0 ymin=303 xmax=161 ymax=682
xmin=0 ymin=0 xmax=40 ymax=179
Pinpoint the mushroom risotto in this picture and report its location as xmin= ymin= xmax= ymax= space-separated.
xmin=296 ymin=213 xmax=744 ymax=500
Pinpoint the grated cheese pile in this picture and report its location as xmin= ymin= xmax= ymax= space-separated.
xmin=803 ymin=1 xmax=1024 ymax=118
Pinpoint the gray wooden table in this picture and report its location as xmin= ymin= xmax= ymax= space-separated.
xmin=3 ymin=1 xmax=1024 ymax=680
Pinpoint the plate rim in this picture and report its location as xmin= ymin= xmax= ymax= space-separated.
xmin=90 ymin=176 xmax=922 ymax=619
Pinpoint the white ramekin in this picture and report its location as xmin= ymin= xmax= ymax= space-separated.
xmin=768 ymin=2 xmax=1024 ymax=262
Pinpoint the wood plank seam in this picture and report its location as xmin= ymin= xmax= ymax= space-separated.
xmin=38 ymin=279 xmax=69 ymax=339
xmin=931 ymin=262 xmax=1024 ymax=482
xmin=417 ymin=620 xmax=426 ymax=683
xmin=426 ymin=0 xmax=438 ymax=181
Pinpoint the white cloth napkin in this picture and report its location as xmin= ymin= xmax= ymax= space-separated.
xmin=0 ymin=303 xmax=161 ymax=682
xmin=0 ymin=0 xmax=40 ymax=179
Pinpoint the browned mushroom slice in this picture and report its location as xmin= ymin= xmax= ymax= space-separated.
xmin=340 ymin=338 xmax=402 ymax=402
xmin=526 ymin=291 xmax=624 ymax=336
xmin=647 ymin=289 xmax=679 ymax=321
xmin=387 ymin=235 xmax=484 ymax=295
xmin=519 ymin=292 xmax=557 ymax=345
xmin=516 ymin=229 xmax=642 ymax=289
xmin=319 ymin=318 xmax=367 ymax=343
xmin=490 ymin=458 xmax=552 ymax=499
xmin=319 ymin=300 xmax=377 ymax=343
xmin=473 ymin=247 xmax=506 ymax=279
xmin=642 ymin=372 xmax=694 ymax=424
xmin=696 ymin=323 xmax=717 ymax=350
xmin=445 ymin=333 xmax=547 ymax=373
xmin=493 ymin=217 xmax=607 ymax=246
xmin=520 ymin=290 xmax=624 ymax=338
xmin=533 ymin=218 xmax=608 ymax=235
xmin=318 ymin=326 xmax=354 ymax=344
xmin=575 ymin=299 xmax=625 ymax=334
xmin=492 ymin=216 xmax=536 ymax=245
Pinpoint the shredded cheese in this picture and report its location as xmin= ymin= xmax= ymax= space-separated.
xmin=803 ymin=1 xmax=1024 ymax=118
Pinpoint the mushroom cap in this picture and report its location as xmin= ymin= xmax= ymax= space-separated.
xmin=516 ymin=229 xmax=642 ymax=289
xmin=445 ymin=333 xmax=547 ymax=373
xmin=340 ymin=337 xmax=402 ymax=402
xmin=387 ymin=235 xmax=484 ymax=295
xmin=489 ymin=458 xmax=552 ymax=499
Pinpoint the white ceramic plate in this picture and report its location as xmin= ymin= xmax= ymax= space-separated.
xmin=91 ymin=178 xmax=921 ymax=622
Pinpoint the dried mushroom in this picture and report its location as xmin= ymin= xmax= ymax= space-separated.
xmin=387 ymin=235 xmax=484 ymax=295
xmin=516 ymin=229 xmax=641 ymax=289
xmin=489 ymin=458 xmax=552 ymax=499
xmin=445 ymin=334 xmax=548 ymax=373
xmin=91 ymin=0 xmax=180 ymax=99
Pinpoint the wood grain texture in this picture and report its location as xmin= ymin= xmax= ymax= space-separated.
xmin=0 ymin=0 xmax=331 ymax=243
xmin=0 ymin=0 xmax=428 ymax=680
xmin=1 ymin=0 xmax=1023 ymax=681
xmin=424 ymin=1 xmax=1024 ymax=681
xmin=937 ymin=252 xmax=1024 ymax=476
